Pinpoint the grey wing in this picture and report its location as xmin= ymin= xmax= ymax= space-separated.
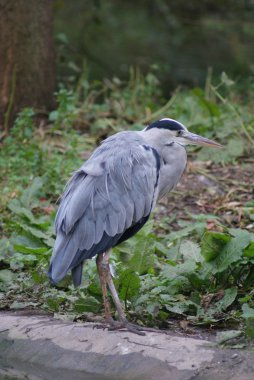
xmin=48 ymin=138 xmax=160 ymax=284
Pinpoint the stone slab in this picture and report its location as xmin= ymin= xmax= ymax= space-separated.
xmin=0 ymin=312 xmax=254 ymax=380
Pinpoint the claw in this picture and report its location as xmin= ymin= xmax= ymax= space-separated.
xmin=93 ymin=319 xmax=146 ymax=336
xmin=107 ymin=320 xmax=146 ymax=336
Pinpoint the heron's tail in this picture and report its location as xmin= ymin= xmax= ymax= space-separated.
xmin=48 ymin=232 xmax=78 ymax=284
xmin=71 ymin=262 xmax=84 ymax=287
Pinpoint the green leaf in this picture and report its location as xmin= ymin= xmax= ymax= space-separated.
xmin=242 ymin=306 xmax=254 ymax=338
xmin=0 ymin=269 xmax=16 ymax=283
xmin=119 ymin=269 xmax=141 ymax=301
xmin=228 ymin=228 xmax=254 ymax=241
xmin=245 ymin=319 xmax=254 ymax=338
xmin=9 ymin=301 xmax=39 ymax=309
xmin=201 ymin=231 xmax=231 ymax=261
xmin=193 ymin=87 xmax=220 ymax=117
xmin=167 ymin=222 xmax=206 ymax=241
xmin=128 ymin=236 xmax=156 ymax=274
xmin=174 ymin=259 xmax=196 ymax=275
xmin=202 ymin=232 xmax=249 ymax=274
xmin=49 ymin=110 xmax=59 ymax=122
xmin=215 ymin=287 xmax=237 ymax=312
xmin=8 ymin=199 xmax=35 ymax=221
xmin=179 ymin=240 xmax=203 ymax=263
xmin=46 ymin=298 xmax=61 ymax=312
xmin=198 ymin=139 xmax=244 ymax=164
xmin=243 ymin=242 xmax=254 ymax=258
xmin=74 ymin=296 xmax=101 ymax=313
xmin=242 ymin=303 xmax=254 ymax=319
xmin=165 ymin=299 xmax=197 ymax=316
xmin=16 ymin=221 xmax=49 ymax=240
xmin=13 ymin=245 xmax=49 ymax=255
xmin=20 ymin=177 xmax=44 ymax=208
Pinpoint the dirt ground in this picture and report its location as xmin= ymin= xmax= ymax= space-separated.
xmin=157 ymin=157 xmax=254 ymax=231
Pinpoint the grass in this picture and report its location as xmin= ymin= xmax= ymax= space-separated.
xmin=0 ymin=69 xmax=254 ymax=342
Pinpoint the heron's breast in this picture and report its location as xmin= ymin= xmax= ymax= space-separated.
xmin=157 ymin=144 xmax=187 ymax=198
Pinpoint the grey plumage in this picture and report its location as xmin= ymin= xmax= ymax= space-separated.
xmin=49 ymin=131 xmax=164 ymax=285
xmin=48 ymin=118 xmax=220 ymax=290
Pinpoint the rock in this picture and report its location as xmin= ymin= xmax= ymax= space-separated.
xmin=0 ymin=312 xmax=254 ymax=380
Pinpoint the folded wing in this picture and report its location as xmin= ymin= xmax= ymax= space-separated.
xmin=48 ymin=132 xmax=160 ymax=285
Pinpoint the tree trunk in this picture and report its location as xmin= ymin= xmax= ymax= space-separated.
xmin=0 ymin=0 xmax=55 ymax=134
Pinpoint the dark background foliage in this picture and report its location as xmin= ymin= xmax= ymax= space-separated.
xmin=54 ymin=0 xmax=254 ymax=90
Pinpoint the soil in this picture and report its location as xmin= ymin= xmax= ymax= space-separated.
xmin=157 ymin=157 xmax=254 ymax=231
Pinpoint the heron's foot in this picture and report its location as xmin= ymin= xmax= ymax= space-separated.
xmin=109 ymin=320 xmax=174 ymax=335
xmin=92 ymin=318 xmax=145 ymax=336
xmin=107 ymin=319 xmax=146 ymax=336
xmin=92 ymin=315 xmax=114 ymax=331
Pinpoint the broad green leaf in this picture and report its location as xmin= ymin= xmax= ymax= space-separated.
xmin=127 ymin=232 xmax=157 ymax=275
xmin=201 ymin=231 xmax=231 ymax=261
xmin=222 ymin=139 xmax=244 ymax=161
xmin=74 ymin=296 xmax=101 ymax=313
xmin=49 ymin=110 xmax=59 ymax=122
xmin=0 ymin=269 xmax=16 ymax=283
xmin=193 ymin=87 xmax=220 ymax=117
xmin=242 ymin=305 xmax=254 ymax=338
xmin=174 ymin=259 xmax=196 ymax=275
xmin=167 ymin=222 xmax=206 ymax=241
xmin=159 ymin=293 xmax=176 ymax=302
xmin=203 ymin=236 xmax=246 ymax=274
xmin=11 ymin=234 xmax=42 ymax=248
xmin=119 ymin=269 xmax=141 ymax=301
xmin=13 ymin=245 xmax=49 ymax=255
xmin=160 ymin=260 xmax=196 ymax=281
xmin=46 ymin=298 xmax=62 ymax=312
xmin=214 ymin=287 xmax=237 ymax=312
xmin=9 ymin=301 xmax=39 ymax=309
xmin=20 ymin=177 xmax=44 ymax=207
xmin=16 ymin=221 xmax=49 ymax=240
xmin=242 ymin=303 xmax=254 ymax=319
xmin=201 ymin=229 xmax=251 ymax=274
xmin=243 ymin=242 xmax=254 ymax=258
xmin=140 ymin=219 xmax=154 ymax=235
xmin=198 ymin=139 xmax=244 ymax=164
xmin=245 ymin=318 xmax=254 ymax=338
xmin=8 ymin=199 xmax=35 ymax=222
xmin=228 ymin=228 xmax=254 ymax=241
xmin=0 ymin=238 xmax=12 ymax=259
xmin=154 ymin=241 xmax=169 ymax=256
xmin=180 ymin=240 xmax=203 ymax=263
xmin=43 ymin=236 xmax=55 ymax=248
xmin=165 ymin=299 xmax=197 ymax=316
xmin=12 ymin=252 xmax=37 ymax=263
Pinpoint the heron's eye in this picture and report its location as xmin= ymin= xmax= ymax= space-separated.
xmin=177 ymin=130 xmax=183 ymax=137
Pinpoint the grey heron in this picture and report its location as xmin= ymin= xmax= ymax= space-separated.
xmin=48 ymin=118 xmax=221 ymax=334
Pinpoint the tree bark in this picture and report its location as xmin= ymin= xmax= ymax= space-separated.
xmin=0 ymin=0 xmax=55 ymax=134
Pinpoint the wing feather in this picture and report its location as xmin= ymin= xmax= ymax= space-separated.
xmin=49 ymin=132 xmax=160 ymax=285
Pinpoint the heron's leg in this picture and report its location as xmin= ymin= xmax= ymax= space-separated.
xmin=96 ymin=253 xmax=168 ymax=336
xmin=97 ymin=250 xmax=126 ymax=322
xmin=96 ymin=251 xmax=145 ymax=336
xmin=102 ymin=250 xmax=127 ymax=323
xmin=96 ymin=253 xmax=114 ymax=323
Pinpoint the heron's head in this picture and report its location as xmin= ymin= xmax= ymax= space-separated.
xmin=146 ymin=118 xmax=222 ymax=148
